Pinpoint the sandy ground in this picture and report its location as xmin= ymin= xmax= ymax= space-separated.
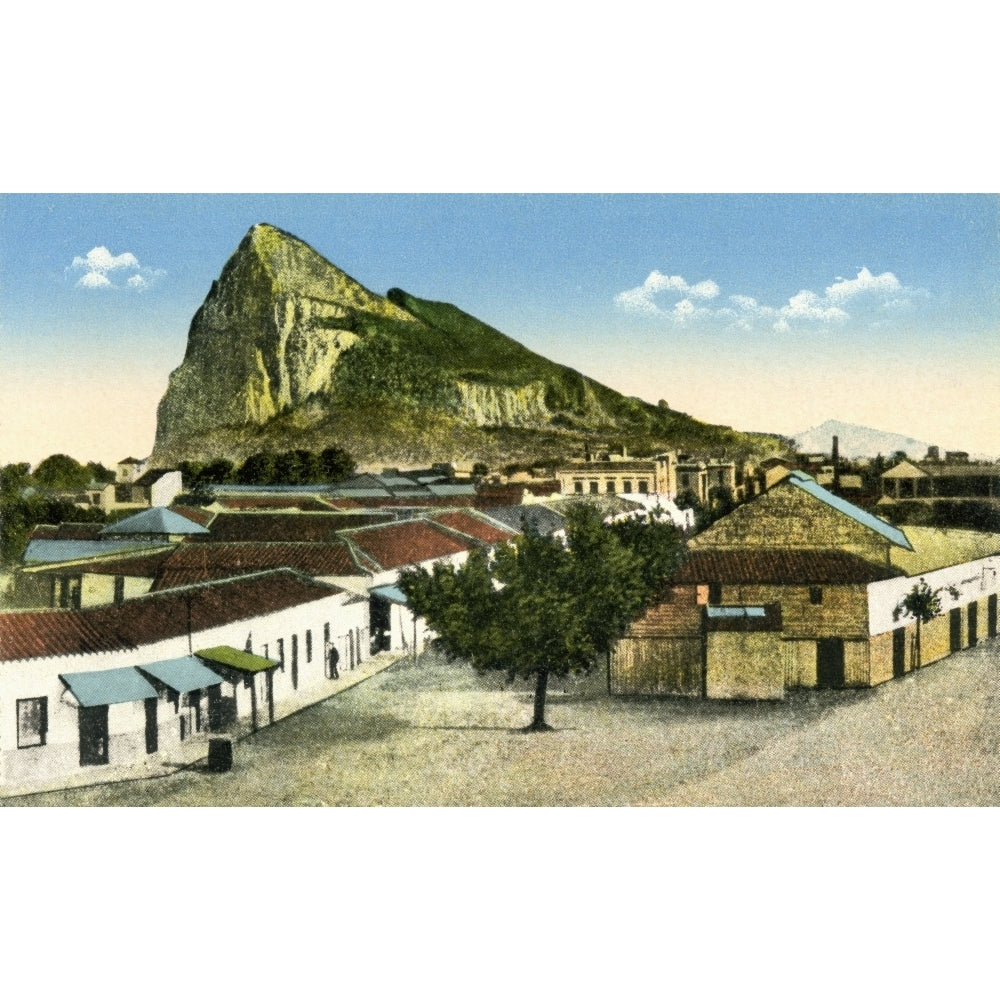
xmin=6 ymin=638 xmax=1000 ymax=806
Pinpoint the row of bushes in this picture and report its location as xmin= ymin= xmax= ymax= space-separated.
xmin=177 ymin=445 xmax=357 ymax=491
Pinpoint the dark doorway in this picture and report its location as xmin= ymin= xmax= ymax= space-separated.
xmin=968 ymin=602 xmax=979 ymax=648
xmin=370 ymin=596 xmax=392 ymax=653
xmin=950 ymin=608 xmax=962 ymax=652
xmin=988 ymin=594 xmax=998 ymax=639
xmin=291 ymin=634 xmax=299 ymax=690
xmin=144 ymin=698 xmax=158 ymax=754
xmin=892 ymin=628 xmax=906 ymax=678
xmin=79 ymin=705 xmax=109 ymax=766
xmin=816 ymin=638 xmax=845 ymax=688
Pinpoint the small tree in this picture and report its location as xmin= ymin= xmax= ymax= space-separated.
xmin=893 ymin=577 xmax=959 ymax=667
xmin=33 ymin=454 xmax=90 ymax=491
xmin=400 ymin=504 xmax=647 ymax=731
xmin=320 ymin=445 xmax=355 ymax=483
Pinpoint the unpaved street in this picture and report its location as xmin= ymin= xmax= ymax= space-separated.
xmin=6 ymin=639 xmax=1000 ymax=806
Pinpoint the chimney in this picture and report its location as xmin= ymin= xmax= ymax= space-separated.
xmin=832 ymin=435 xmax=841 ymax=491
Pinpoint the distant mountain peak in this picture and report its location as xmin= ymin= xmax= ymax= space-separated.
xmin=794 ymin=419 xmax=930 ymax=460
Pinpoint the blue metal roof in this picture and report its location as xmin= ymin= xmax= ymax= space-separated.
xmin=137 ymin=655 xmax=224 ymax=693
xmin=786 ymin=472 xmax=913 ymax=550
xmin=370 ymin=584 xmax=409 ymax=605
xmin=23 ymin=538 xmax=151 ymax=564
xmin=101 ymin=507 xmax=210 ymax=537
xmin=706 ymin=606 xmax=767 ymax=619
xmin=60 ymin=667 xmax=159 ymax=707
xmin=427 ymin=483 xmax=477 ymax=497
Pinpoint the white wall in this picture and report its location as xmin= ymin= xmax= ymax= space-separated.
xmin=868 ymin=555 xmax=1000 ymax=636
xmin=0 ymin=589 xmax=359 ymax=792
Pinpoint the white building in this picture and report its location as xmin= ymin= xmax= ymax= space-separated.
xmin=0 ymin=569 xmax=369 ymax=795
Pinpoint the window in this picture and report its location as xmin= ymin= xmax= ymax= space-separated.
xmin=623 ymin=480 xmax=632 ymax=493
xmin=324 ymin=623 xmax=330 ymax=645
xmin=589 ymin=481 xmax=599 ymax=495
xmin=306 ymin=629 xmax=313 ymax=663
xmin=606 ymin=480 xmax=616 ymax=493
xmin=809 ymin=586 xmax=823 ymax=605
xmin=276 ymin=638 xmax=285 ymax=670
xmin=114 ymin=575 xmax=125 ymax=605
xmin=574 ymin=481 xmax=584 ymax=494
xmin=638 ymin=480 xmax=649 ymax=494
xmin=17 ymin=697 xmax=47 ymax=748
xmin=717 ymin=470 xmax=725 ymax=486
xmin=708 ymin=583 xmax=723 ymax=605
xmin=681 ymin=474 xmax=689 ymax=488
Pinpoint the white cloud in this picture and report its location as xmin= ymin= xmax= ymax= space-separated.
xmin=688 ymin=279 xmax=720 ymax=300
xmin=69 ymin=245 xmax=165 ymax=291
xmin=77 ymin=270 xmax=113 ymax=289
xmin=779 ymin=289 xmax=848 ymax=324
xmin=615 ymin=264 xmax=928 ymax=334
xmin=825 ymin=266 xmax=902 ymax=302
xmin=614 ymin=270 xmax=721 ymax=314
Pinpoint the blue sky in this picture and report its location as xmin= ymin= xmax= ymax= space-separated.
xmin=1 ymin=193 xmax=997 ymax=466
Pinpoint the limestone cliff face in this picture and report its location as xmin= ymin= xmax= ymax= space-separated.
xmin=152 ymin=223 xmax=783 ymax=467
xmin=155 ymin=223 xmax=417 ymax=442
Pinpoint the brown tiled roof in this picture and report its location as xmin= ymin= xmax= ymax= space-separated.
xmin=151 ymin=541 xmax=373 ymax=590
xmin=0 ymin=570 xmax=342 ymax=662
xmin=357 ymin=495 xmax=476 ymax=509
xmin=671 ymin=548 xmax=900 ymax=585
xmin=341 ymin=520 xmax=470 ymax=570
xmin=29 ymin=523 xmax=104 ymax=541
xmin=0 ymin=610 xmax=131 ymax=661
xmin=196 ymin=511 xmax=394 ymax=543
xmin=213 ymin=496 xmax=336 ymax=512
xmin=429 ymin=510 xmax=517 ymax=546
xmin=31 ymin=549 xmax=177 ymax=578
xmin=169 ymin=505 xmax=215 ymax=526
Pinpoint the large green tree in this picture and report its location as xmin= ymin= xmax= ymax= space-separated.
xmin=400 ymin=504 xmax=650 ymax=731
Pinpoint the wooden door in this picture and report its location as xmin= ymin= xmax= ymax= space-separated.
xmin=144 ymin=698 xmax=158 ymax=754
xmin=892 ymin=628 xmax=906 ymax=678
xmin=950 ymin=608 xmax=962 ymax=652
xmin=79 ymin=705 xmax=109 ymax=766
xmin=816 ymin=638 xmax=845 ymax=688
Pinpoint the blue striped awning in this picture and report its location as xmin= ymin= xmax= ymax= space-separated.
xmin=60 ymin=667 xmax=159 ymax=707
xmin=137 ymin=656 xmax=223 ymax=694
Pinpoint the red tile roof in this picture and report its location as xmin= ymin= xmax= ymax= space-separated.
xmin=0 ymin=610 xmax=131 ymax=661
xmin=168 ymin=505 xmax=215 ymax=526
xmin=341 ymin=520 xmax=470 ymax=570
xmin=429 ymin=510 xmax=517 ymax=546
xmin=672 ymin=548 xmax=901 ymax=585
xmin=27 ymin=549 xmax=177 ymax=578
xmin=29 ymin=523 xmax=104 ymax=541
xmin=197 ymin=511 xmax=395 ymax=543
xmin=151 ymin=541 xmax=373 ymax=590
xmin=213 ymin=496 xmax=336 ymax=512
xmin=0 ymin=570 xmax=343 ymax=662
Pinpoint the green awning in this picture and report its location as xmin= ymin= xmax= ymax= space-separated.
xmin=60 ymin=667 xmax=159 ymax=707
xmin=195 ymin=646 xmax=280 ymax=674
xmin=138 ymin=655 xmax=224 ymax=693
